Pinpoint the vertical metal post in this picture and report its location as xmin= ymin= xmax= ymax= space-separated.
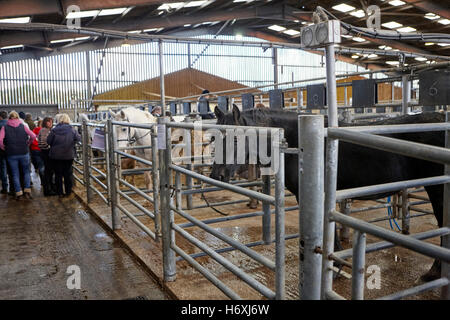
xmin=262 ymin=175 xmax=271 ymax=244
xmin=299 ymin=115 xmax=324 ymax=300
xmin=273 ymin=48 xmax=278 ymax=89
xmin=107 ymin=120 xmax=121 ymax=230
xmin=274 ymin=131 xmax=286 ymax=300
xmin=321 ymin=43 xmax=340 ymax=299
xmin=339 ymin=200 xmax=351 ymax=241
xmin=442 ymin=112 xmax=450 ymax=299
xmin=81 ymin=120 xmax=92 ymax=203
xmin=401 ymin=188 xmax=410 ymax=235
xmin=175 ymin=171 xmax=182 ymax=210
xmin=152 ymin=129 xmax=161 ymax=240
xmin=351 ymin=231 xmax=366 ymax=300
xmin=85 ymin=52 xmax=92 ymax=106
xmin=104 ymin=121 xmax=111 ymax=205
xmin=296 ymin=88 xmax=301 ymax=113
xmin=158 ymin=117 xmax=176 ymax=282
xmin=184 ymin=120 xmax=194 ymax=210
xmin=159 ymin=40 xmax=167 ymax=114
xmin=402 ymin=74 xmax=411 ymax=115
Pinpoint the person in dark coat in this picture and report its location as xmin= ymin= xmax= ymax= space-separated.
xmin=38 ymin=117 xmax=56 ymax=196
xmin=47 ymin=113 xmax=80 ymax=198
xmin=0 ymin=111 xmax=36 ymax=200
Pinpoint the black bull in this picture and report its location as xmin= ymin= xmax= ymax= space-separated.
xmin=211 ymin=106 xmax=446 ymax=281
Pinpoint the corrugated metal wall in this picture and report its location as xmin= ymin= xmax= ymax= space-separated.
xmin=0 ymin=35 xmax=368 ymax=109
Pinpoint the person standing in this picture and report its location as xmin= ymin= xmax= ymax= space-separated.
xmin=0 ymin=111 xmax=8 ymax=194
xmin=38 ymin=117 xmax=56 ymax=196
xmin=30 ymin=119 xmax=45 ymax=187
xmin=25 ymin=113 xmax=36 ymax=131
xmin=0 ymin=111 xmax=36 ymax=200
xmin=47 ymin=114 xmax=80 ymax=198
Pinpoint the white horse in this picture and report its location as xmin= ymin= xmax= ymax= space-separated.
xmin=109 ymin=107 xmax=158 ymax=191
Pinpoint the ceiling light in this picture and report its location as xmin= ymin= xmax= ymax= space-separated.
xmin=127 ymin=30 xmax=142 ymax=34
xmin=415 ymin=57 xmax=427 ymax=61
xmin=1 ymin=44 xmax=24 ymax=50
xmin=378 ymin=45 xmax=386 ymax=49
xmin=424 ymin=42 xmax=435 ymax=46
xmin=143 ymin=28 xmax=158 ymax=32
xmin=351 ymin=55 xmax=360 ymax=59
xmin=437 ymin=43 xmax=450 ymax=47
xmin=341 ymin=34 xmax=353 ymax=38
xmin=350 ymin=10 xmax=365 ymax=18
xmin=332 ymin=4 xmax=355 ymax=13
xmin=397 ymin=26 xmax=416 ymax=33
xmin=386 ymin=61 xmax=400 ymax=65
xmin=268 ymin=25 xmax=286 ymax=32
xmin=50 ymin=38 xmax=73 ymax=44
xmin=283 ymin=29 xmax=300 ymax=36
xmin=73 ymin=36 xmax=90 ymax=41
xmin=66 ymin=10 xmax=100 ymax=19
xmin=352 ymin=37 xmax=366 ymax=42
xmin=0 ymin=16 xmax=31 ymax=23
xmin=382 ymin=21 xmax=403 ymax=29
xmin=158 ymin=1 xmax=209 ymax=10
xmin=368 ymin=54 xmax=378 ymax=58
xmin=388 ymin=0 xmax=405 ymax=6
xmin=184 ymin=24 xmax=191 ymax=27
xmin=437 ymin=19 xmax=450 ymax=25
xmin=98 ymin=8 xmax=128 ymax=16
xmin=424 ymin=13 xmax=440 ymax=20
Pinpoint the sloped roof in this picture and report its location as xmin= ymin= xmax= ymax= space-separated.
xmin=94 ymin=67 xmax=248 ymax=103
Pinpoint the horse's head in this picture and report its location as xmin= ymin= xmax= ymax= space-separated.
xmin=210 ymin=104 xmax=252 ymax=182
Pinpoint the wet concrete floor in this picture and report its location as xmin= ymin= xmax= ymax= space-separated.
xmin=0 ymin=172 xmax=169 ymax=300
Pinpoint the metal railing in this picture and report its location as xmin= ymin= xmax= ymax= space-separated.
xmin=298 ymin=112 xmax=450 ymax=300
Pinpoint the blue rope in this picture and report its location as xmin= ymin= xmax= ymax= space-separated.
xmin=387 ymin=196 xmax=401 ymax=231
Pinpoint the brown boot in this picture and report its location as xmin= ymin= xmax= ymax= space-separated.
xmin=24 ymin=192 xmax=33 ymax=200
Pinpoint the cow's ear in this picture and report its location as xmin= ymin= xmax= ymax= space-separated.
xmin=232 ymin=104 xmax=241 ymax=124
xmin=120 ymin=110 xmax=126 ymax=119
xmin=214 ymin=106 xmax=224 ymax=120
xmin=109 ymin=110 xmax=117 ymax=118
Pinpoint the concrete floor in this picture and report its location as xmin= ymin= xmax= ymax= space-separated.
xmin=0 ymin=172 xmax=169 ymax=300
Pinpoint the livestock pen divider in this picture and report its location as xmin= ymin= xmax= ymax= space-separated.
xmin=74 ymin=115 xmax=290 ymax=300
xmin=298 ymin=112 xmax=450 ymax=300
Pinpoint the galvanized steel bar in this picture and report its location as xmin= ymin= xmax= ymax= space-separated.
xmin=107 ymin=119 xmax=121 ymax=230
xmin=442 ymin=112 xmax=450 ymax=300
xmin=351 ymin=231 xmax=366 ymax=300
xmin=299 ymin=115 xmax=324 ymax=300
xmin=331 ymin=211 xmax=450 ymax=263
xmin=378 ymin=278 xmax=449 ymax=300
xmin=327 ymin=128 xmax=450 ymax=165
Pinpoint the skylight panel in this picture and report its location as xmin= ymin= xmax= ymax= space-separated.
xmin=424 ymin=13 xmax=440 ymax=20
xmin=382 ymin=21 xmax=403 ymax=29
xmin=397 ymin=26 xmax=416 ymax=33
xmin=350 ymin=10 xmax=365 ymax=18
xmin=332 ymin=4 xmax=355 ymax=12
xmin=1 ymin=44 xmax=24 ymax=49
xmin=0 ymin=16 xmax=30 ymax=23
xmin=388 ymin=0 xmax=405 ymax=6
xmin=98 ymin=8 xmax=128 ymax=16
xmin=283 ymin=29 xmax=300 ymax=36
xmin=268 ymin=25 xmax=286 ymax=32
xmin=352 ymin=37 xmax=366 ymax=42
xmin=415 ymin=57 xmax=427 ymax=61
xmin=66 ymin=10 xmax=99 ymax=19
xmin=437 ymin=19 xmax=450 ymax=25
xmin=386 ymin=61 xmax=400 ymax=65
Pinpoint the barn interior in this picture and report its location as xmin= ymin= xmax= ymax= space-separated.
xmin=0 ymin=0 xmax=449 ymax=304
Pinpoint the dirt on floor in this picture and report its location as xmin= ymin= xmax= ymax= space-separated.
xmin=73 ymin=170 xmax=443 ymax=300
xmin=0 ymin=172 xmax=170 ymax=300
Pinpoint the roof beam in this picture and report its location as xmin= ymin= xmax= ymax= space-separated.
xmin=0 ymin=0 xmax=180 ymax=18
xmin=401 ymin=0 xmax=450 ymax=20
xmin=0 ymin=4 xmax=291 ymax=47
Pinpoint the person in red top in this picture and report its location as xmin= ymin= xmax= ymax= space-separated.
xmin=30 ymin=119 xmax=45 ymax=186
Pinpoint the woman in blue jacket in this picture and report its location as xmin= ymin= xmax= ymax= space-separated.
xmin=47 ymin=113 xmax=80 ymax=198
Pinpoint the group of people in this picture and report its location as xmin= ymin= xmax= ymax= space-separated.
xmin=0 ymin=111 xmax=80 ymax=200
